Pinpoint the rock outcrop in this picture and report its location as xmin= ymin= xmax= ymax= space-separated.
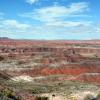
xmin=0 ymin=38 xmax=100 ymax=83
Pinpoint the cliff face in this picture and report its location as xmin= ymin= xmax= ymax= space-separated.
xmin=0 ymin=38 xmax=100 ymax=83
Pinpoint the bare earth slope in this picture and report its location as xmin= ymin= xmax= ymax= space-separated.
xmin=0 ymin=38 xmax=100 ymax=100
xmin=0 ymin=38 xmax=100 ymax=83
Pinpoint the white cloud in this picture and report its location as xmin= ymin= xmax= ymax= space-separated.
xmin=0 ymin=19 xmax=100 ymax=39
xmin=95 ymin=24 xmax=100 ymax=33
xmin=69 ymin=2 xmax=89 ymax=13
xmin=19 ymin=1 xmax=91 ymax=29
xmin=26 ymin=0 xmax=38 ymax=4
xmin=2 ymin=20 xmax=30 ymax=30
xmin=23 ymin=24 xmax=100 ymax=39
xmin=20 ymin=2 xmax=89 ymax=23
xmin=0 ymin=19 xmax=34 ymax=38
xmin=1 ymin=2 xmax=100 ymax=39
xmin=45 ymin=21 xmax=92 ymax=27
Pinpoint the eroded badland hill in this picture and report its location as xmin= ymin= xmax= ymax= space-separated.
xmin=0 ymin=38 xmax=100 ymax=100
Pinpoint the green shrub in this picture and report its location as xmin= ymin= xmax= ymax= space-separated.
xmin=96 ymin=93 xmax=100 ymax=100
xmin=0 ymin=88 xmax=21 ymax=100
xmin=84 ymin=94 xmax=95 ymax=100
xmin=0 ymin=56 xmax=4 ymax=61
xmin=35 ymin=96 xmax=48 ymax=100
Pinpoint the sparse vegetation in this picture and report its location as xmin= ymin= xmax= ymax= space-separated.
xmin=96 ymin=93 xmax=100 ymax=100
xmin=0 ymin=87 xmax=21 ymax=100
xmin=0 ymin=39 xmax=100 ymax=100
xmin=35 ymin=96 xmax=48 ymax=100
xmin=84 ymin=94 xmax=96 ymax=100
xmin=0 ymin=56 xmax=4 ymax=61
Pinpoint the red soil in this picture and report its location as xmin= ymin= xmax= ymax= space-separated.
xmin=0 ymin=38 xmax=100 ymax=83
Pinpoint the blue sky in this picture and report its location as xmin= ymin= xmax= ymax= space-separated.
xmin=0 ymin=0 xmax=100 ymax=40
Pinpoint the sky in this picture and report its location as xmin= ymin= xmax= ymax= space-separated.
xmin=0 ymin=0 xmax=100 ymax=40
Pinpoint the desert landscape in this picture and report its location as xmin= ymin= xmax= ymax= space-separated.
xmin=0 ymin=37 xmax=100 ymax=100
xmin=0 ymin=0 xmax=100 ymax=99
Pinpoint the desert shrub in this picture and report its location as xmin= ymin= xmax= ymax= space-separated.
xmin=0 ymin=88 xmax=21 ymax=100
xmin=35 ymin=96 xmax=48 ymax=100
xmin=52 ymin=94 xmax=55 ymax=97
xmin=96 ymin=93 xmax=100 ymax=100
xmin=0 ymin=56 xmax=4 ymax=61
xmin=68 ymin=95 xmax=77 ymax=100
xmin=84 ymin=94 xmax=96 ymax=100
xmin=17 ymin=60 xmax=27 ymax=65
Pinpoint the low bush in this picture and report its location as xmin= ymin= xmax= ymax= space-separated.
xmin=35 ymin=96 xmax=48 ymax=100
xmin=0 ymin=56 xmax=4 ymax=61
xmin=96 ymin=93 xmax=100 ymax=100
xmin=84 ymin=94 xmax=96 ymax=100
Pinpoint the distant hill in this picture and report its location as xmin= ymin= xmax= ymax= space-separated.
xmin=0 ymin=37 xmax=11 ymax=40
xmin=0 ymin=37 xmax=100 ymax=47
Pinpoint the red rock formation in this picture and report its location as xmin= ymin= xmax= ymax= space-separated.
xmin=0 ymin=38 xmax=100 ymax=83
xmin=76 ymin=73 xmax=100 ymax=83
